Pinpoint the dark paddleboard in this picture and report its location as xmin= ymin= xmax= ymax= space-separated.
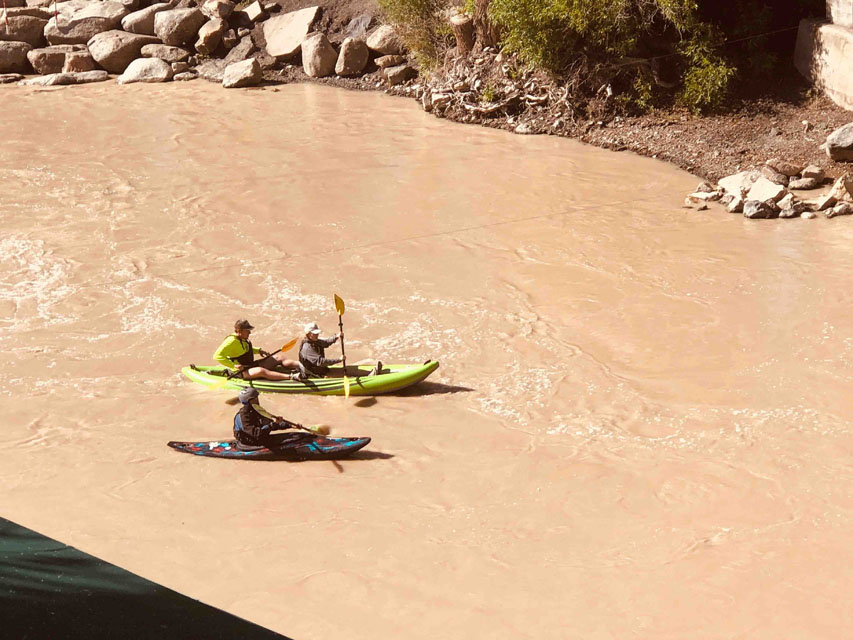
xmin=167 ymin=432 xmax=370 ymax=460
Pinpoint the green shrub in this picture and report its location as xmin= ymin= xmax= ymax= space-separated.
xmin=378 ymin=0 xmax=454 ymax=68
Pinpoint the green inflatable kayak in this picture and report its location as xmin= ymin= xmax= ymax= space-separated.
xmin=182 ymin=360 xmax=439 ymax=396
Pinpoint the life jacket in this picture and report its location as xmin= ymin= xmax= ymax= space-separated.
xmin=233 ymin=402 xmax=273 ymax=446
xmin=235 ymin=339 xmax=255 ymax=366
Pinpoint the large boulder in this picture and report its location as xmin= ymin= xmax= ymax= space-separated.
xmin=222 ymin=56 xmax=260 ymax=88
xmin=140 ymin=43 xmax=190 ymax=62
xmin=0 ymin=16 xmax=48 ymax=47
xmin=262 ymin=5 xmax=318 ymax=59
xmin=195 ymin=57 xmax=226 ymax=81
xmin=18 ymin=69 xmax=109 ymax=85
xmin=121 ymin=3 xmax=173 ymax=35
xmin=26 ymin=44 xmax=86 ymax=74
xmin=194 ymin=17 xmax=225 ymax=55
xmin=717 ymin=170 xmax=762 ymax=196
xmin=153 ymin=8 xmax=205 ymax=46
xmin=826 ymin=123 xmax=853 ymax=162
xmin=44 ymin=0 xmax=129 ymax=45
xmin=301 ymin=32 xmax=335 ymax=77
xmin=335 ymin=36 xmax=368 ymax=76
xmin=117 ymin=56 xmax=173 ymax=83
xmin=200 ymin=0 xmax=233 ymax=19
xmin=4 ymin=6 xmax=53 ymax=18
xmin=87 ymin=29 xmax=158 ymax=73
xmin=366 ymin=25 xmax=403 ymax=55
xmin=0 ymin=41 xmax=32 ymax=73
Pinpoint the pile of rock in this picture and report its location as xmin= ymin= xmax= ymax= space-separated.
xmin=0 ymin=1 xmax=415 ymax=89
xmin=685 ymin=159 xmax=853 ymax=219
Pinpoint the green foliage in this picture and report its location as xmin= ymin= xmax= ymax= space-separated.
xmin=378 ymin=0 xmax=454 ymax=68
xmin=480 ymin=82 xmax=496 ymax=102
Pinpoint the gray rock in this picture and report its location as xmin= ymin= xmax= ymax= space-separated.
xmin=718 ymin=170 xmax=762 ymax=197
xmin=827 ymin=173 xmax=853 ymax=202
xmin=726 ymin=194 xmax=744 ymax=213
xmin=765 ymin=158 xmax=802 ymax=177
xmin=222 ymin=29 xmax=237 ymax=49
xmin=344 ymin=15 xmax=373 ymax=40
xmin=301 ymin=32 xmax=336 ymax=77
xmin=745 ymin=176 xmax=787 ymax=203
xmin=18 ymin=69 xmax=109 ymax=85
xmin=759 ymin=164 xmax=789 ymax=186
xmin=779 ymin=201 xmax=807 ymax=218
xmin=200 ymin=0 xmax=233 ymax=19
xmin=0 ymin=41 xmax=32 ymax=73
xmin=383 ymin=62 xmax=415 ymax=85
xmin=171 ymin=60 xmax=189 ymax=73
xmin=195 ymin=57 xmax=226 ymax=81
xmin=743 ymin=200 xmax=776 ymax=219
xmin=335 ymin=37 xmax=368 ymax=76
xmin=0 ymin=73 xmax=24 ymax=83
xmin=63 ymin=50 xmax=95 ymax=72
xmin=801 ymin=211 xmax=817 ymax=219
xmin=814 ymin=194 xmax=837 ymax=211
xmin=826 ymin=123 xmax=853 ymax=162
xmin=263 ymin=5 xmax=318 ymax=59
xmin=87 ymin=30 xmax=158 ymax=73
xmin=826 ymin=202 xmax=853 ymax=218
xmin=194 ymin=17 xmax=225 ymax=55
xmin=44 ymin=0 xmax=129 ymax=45
xmin=222 ymin=55 xmax=260 ymax=87
xmin=366 ymin=24 xmax=402 ymax=55
xmin=788 ymin=177 xmax=820 ymax=190
xmin=173 ymin=70 xmax=197 ymax=80
xmin=0 ymin=16 xmax=48 ymax=47
xmin=375 ymin=54 xmax=404 ymax=68
xmin=26 ymin=44 xmax=84 ymax=75
xmin=4 ymin=6 xmax=52 ymax=18
xmin=223 ymin=35 xmax=255 ymax=63
xmin=231 ymin=0 xmax=263 ymax=26
xmin=121 ymin=3 xmax=173 ymax=35
xmin=800 ymin=165 xmax=825 ymax=181
xmin=117 ymin=56 xmax=173 ymax=83
xmin=154 ymin=8 xmax=206 ymax=46
xmin=141 ymin=44 xmax=191 ymax=63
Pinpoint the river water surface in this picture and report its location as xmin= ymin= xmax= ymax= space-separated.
xmin=2 ymin=81 xmax=853 ymax=639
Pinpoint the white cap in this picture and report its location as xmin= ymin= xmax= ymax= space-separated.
xmin=303 ymin=322 xmax=321 ymax=335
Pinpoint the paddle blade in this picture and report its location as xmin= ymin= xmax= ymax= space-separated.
xmin=310 ymin=424 xmax=331 ymax=435
xmin=281 ymin=337 xmax=298 ymax=352
xmin=334 ymin=293 xmax=345 ymax=316
xmin=343 ymin=375 xmax=350 ymax=398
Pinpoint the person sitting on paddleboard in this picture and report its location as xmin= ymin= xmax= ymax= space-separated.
xmin=214 ymin=319 xmax=301 ymax=382
xmin=233 ymin=387 xmax=296 ymax=447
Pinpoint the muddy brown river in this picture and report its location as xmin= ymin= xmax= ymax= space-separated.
xmin=2 ymin=81 xmax=853 ymax=639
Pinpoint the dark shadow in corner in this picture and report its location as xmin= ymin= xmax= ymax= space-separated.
xmin=0 ymin=517 xmax=291 ymax=640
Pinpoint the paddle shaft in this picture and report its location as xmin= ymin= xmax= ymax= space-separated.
xmin=337 ymin=314 xmax=347 ymax=371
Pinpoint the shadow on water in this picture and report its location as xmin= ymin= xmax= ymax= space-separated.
xmin=388 ymin=381 xmax=475 ymax=397
xmin=0 ymin=517 xmax=291 ymax=640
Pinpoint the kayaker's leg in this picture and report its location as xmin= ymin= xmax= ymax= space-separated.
xmin=243 ymin=366 xmax=294 ymax=381
xmin=270 ymin=353 xmax=299 ymax=369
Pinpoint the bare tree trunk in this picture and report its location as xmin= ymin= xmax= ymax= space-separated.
xmin=450 ymin=14 xmax=475 ymax=56
xmin=473 ymin=0 xmax=500 ymax=49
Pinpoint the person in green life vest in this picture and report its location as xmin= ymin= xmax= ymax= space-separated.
xmin=214 ymin=319 xmax=301 ymax=381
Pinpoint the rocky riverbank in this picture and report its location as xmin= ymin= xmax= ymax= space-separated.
xmin=2 ymin=0 xmax=852 ymax=197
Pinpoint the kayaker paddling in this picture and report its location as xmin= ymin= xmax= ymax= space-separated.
xmin=214 ymin=319 xmax=301 ymax=382
xmin=233 ymin=387 xmax=297 ymax=448
xmin=297 ymin=321 xmax=382 ymax=379
xmin=298 ymin=321 xmax=343 ymax=378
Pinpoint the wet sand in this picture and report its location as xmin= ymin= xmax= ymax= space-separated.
xmin=2 ymin=81 xmax=853 ymax=639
